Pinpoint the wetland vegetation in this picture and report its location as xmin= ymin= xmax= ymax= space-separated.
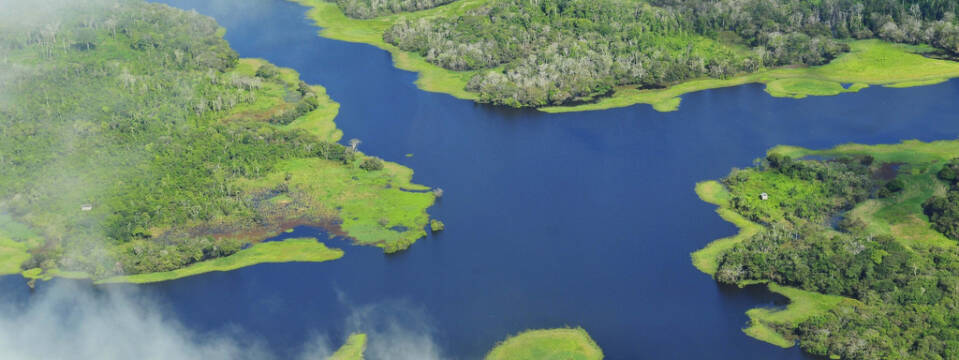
xmin=696 ymin=140 xmax=959 ymax=359
xmin=296 ymin=0 xmax=959 ymax=111
xmin=0 ymin=0 xmax=436 ymax=282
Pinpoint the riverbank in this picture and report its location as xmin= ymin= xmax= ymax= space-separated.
xmin=286 ymin=0 xmax=959 ymax=114
xmin=98 ymin=238 xmax=343 ymax=284
xmin=544 ymin=40 xmax=959 ymax=113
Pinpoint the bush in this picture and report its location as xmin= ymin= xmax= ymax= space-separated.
xmin=255 ymin=63 xmax=280 ymax=79
xmin=359 ymin=157 xmax=384 ymax=171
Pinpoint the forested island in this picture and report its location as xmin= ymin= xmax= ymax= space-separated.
xmin=0 ymin=0 xmax=438 ymax=283
xmin=694 ymin=140 xmax=959 ymax=359
xmin=292 ymin=0 xmax=959 ymax=111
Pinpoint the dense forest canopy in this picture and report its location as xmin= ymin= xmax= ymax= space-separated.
xmin=323 ymin=0 xmax=959 ymax=107
xmin=0 ymin=0 xmax=430 ymax=278
xmin=326 ymin=0 xmax=456 ymax=19
xmin=713 ymin=153 xmax=959 ymax=359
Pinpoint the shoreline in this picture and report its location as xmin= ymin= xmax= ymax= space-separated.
xmin=692 ymin=168 xmax=854 ymax=348
xmin=2 ymin=56 xmax=437 ymax=285
xmin=692 ymin=139 xmax=959 ymax=350
xmin=286 ymin=0 xmax=959 ymax=114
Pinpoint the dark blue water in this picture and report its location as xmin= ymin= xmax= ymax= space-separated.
xmin=5 ymin=0 xmax=959 ymax=358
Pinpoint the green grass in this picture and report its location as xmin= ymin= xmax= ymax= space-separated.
xmin=290 ymin=0 xmax=485 ymax=100
xmin=97 ymin=238 xmax=343 ymax=284
xmin=485 ymin=327 xmax=603 ymax=360
xmin=691 ymin=181 xmax=763 ymax=276
xmin=0 ymin=236 xmax=30 ymax=276
xmin=330 ymin=333 xmax=367 ymax=360
xmin=543 ymin=40 xmax=959 ymax=113
xmin=743 ymin=283 xmax=853 ymax=348
xmin=238 ymin=156 xmax=434 ymax=252
xmin=771 ymin=140 xmax=959 ymax=249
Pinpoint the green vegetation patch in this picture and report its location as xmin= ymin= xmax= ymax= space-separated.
xmin=485 ymin=328 xmax=603 ymax=360
xmin=695 ymin=139 xmax=959 ymax=359
xmin=547 ymin=40 xmax=959 ymax=113
xmin=99 ymin=238 xmax=343 ymax=284
xmin=743 ymin=283 xmax=854 ymax=348
xmin=293 ymin=0 xmax=959 ymax=112
xmin=329 ymin=333 xmax=367 ymax=360
xmin=0 ymin=0 xmax=434 ymax=283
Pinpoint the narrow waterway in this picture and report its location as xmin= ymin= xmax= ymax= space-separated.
xmin=6 ymin=0 xmax=959 ymax=358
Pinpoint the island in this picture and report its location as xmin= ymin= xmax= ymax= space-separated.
xmin=325 ymin=327 xmax=603 ymax=359
xmin=290 ymin=0 xmax=959 ymax=112
xmin=0 ymin=0 xmax=438 ymax=284
xmin=694 ymin=140 xmax=959 ymax=359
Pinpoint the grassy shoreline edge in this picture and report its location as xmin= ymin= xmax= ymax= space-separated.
xmin=286 ymin=0 xmax=959 ymax=113
xmin=2 ymin=56 xmax=437 ymax=285
xmin=692 ymin=179 xmax=855 ymax=348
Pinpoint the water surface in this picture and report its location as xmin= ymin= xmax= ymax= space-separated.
xmin=6 ymin=0 xmax=959 ymax=358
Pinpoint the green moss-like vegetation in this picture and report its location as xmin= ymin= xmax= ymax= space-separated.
xmin=329 ymin=333 xmax=367 ymax=360
xmin=695 ymin=140 xmax=959 ymax=359
xmin=485 ymin=328 xmax=603 ymax=360
xmin=0 ymin=0 xmax=434 ymax=283
xmin=98 ymin=238 xmax=343 ymax=284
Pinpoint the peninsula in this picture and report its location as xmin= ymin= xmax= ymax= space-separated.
xmin=0 ymin=0 xmax=437 ymax=284
xmin=695 ymin=140 xmax=959 ymax=359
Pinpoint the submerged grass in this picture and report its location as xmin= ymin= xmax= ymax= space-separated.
xmin=484 ymin=327 xmax=603 ymax=360
xmin=98 ymin=238 xmax=343 ymax=284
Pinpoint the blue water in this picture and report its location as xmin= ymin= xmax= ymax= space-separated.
xmin=6 ymin=0 xmax=959 ymax=358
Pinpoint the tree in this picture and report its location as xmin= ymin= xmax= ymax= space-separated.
xmin=349 ymin=138 xmax=361 ymax=152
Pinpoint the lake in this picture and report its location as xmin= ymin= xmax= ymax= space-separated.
xmin=5 ymin=0 xmax=959 ymax=358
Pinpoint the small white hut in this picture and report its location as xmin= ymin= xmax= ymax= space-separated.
xmin=81 ymin=204 xmax=93 ymax=211
xmin=759 ymin=192 xmax=769 ymax=201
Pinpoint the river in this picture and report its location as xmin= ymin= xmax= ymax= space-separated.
xmin=5 ymin=0 xmax=959 ymax=358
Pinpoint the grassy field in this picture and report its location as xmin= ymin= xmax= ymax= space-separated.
xmin=96 ymin=238 xmax=343 ymax=284
xmin=770 ymin=140 xmax=959 ymax=249
xmin=485 ymin=328 xmax=603 ymax=360
xmin=329 ymin=333 xmax=367 ymax=360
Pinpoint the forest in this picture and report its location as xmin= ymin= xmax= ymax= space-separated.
xmin=0 ymin=0 xmax=433 ymax=279
xmin=711 ymin=150 xmax=959 ymax=359
xmin=324 ymin=0 xmax=959 ymax=107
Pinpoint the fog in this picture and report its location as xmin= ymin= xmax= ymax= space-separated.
xmin=0 ymin=281 xmax=445 ymax=359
